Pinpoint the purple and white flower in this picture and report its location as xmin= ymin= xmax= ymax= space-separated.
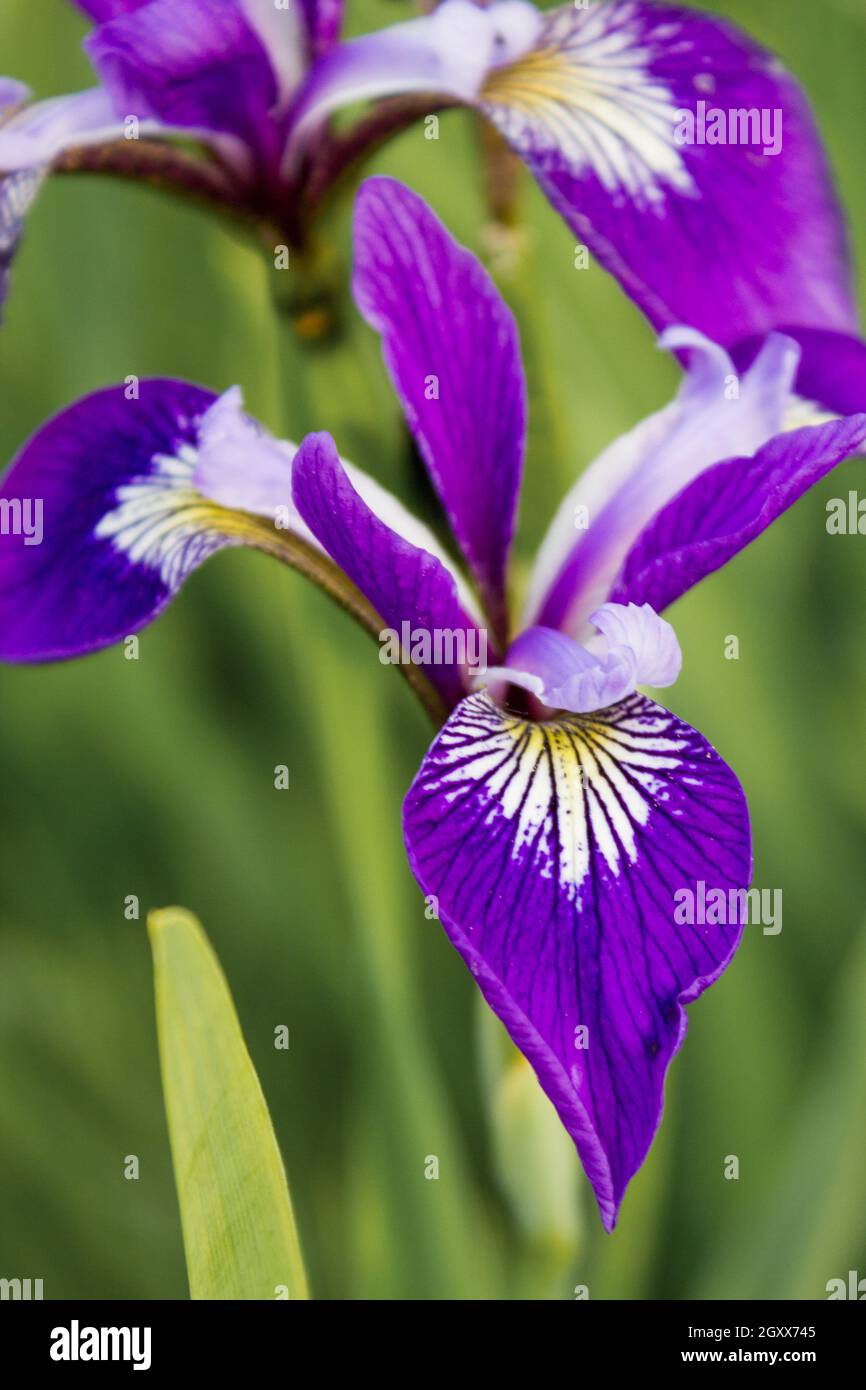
xmin=0 ymin=0 xmax=857 ymax=347
xmin=2 ymin=177 xmax=864 ymax=1228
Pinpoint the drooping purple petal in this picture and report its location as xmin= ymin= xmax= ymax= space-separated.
xmin=611 ymin=414 xmax=866 ymax=615
xmin=292 ymin=431 xmax=490 ymax=708
xmin=0 ymin=380 xmax=292 ymax=662
xmin=526 ymin=329 xmax=801 ymax=639
xmin=353 ymin=176 xmax=526 ymax=639
xmin=479 ymin=1 xmax=856 ymax=344
xmin=85 ymin=0 xmax=284 ymax=177
xmin=480 ymin=604 xmax=681 ymax=714
xmin=404 ymin=688 xmax=751 ymax=1230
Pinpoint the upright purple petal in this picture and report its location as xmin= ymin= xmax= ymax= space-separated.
xmin=611 ymin=414 xmax=866 ymax=615
xmin=353 ymin=177 xmax=526 ymax=639
xmin=404 ymin=689 xmax=751 ymax=1230
xmin=85 ymin=0 xmax=283 ymax=176
xmin=292 ymin=431 xmax=490 ymax=709
xmin=0 ymin=381 xmax=298 ymax=662
xmin=479 ymin=1 xmax=856 ymax=344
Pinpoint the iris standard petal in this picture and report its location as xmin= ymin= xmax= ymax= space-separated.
xmin=404 ymin=688 xmax=751 ymax=1230
xmin=292 ymin=431 xmax=490 ymax=709
xmin=0 ymin=381 xmax=319 ymax=662
xmin=85 ymin=0 xmax=283 ymax=176
xmin=527 ymin=329 xmax=801 ymax=638
xmin=611 ymin=414 xmax=866 ymax=614
xmin=479 ymin=604 xmax=681 ymax=714
xmin=353 ymin=176 xmax=526 ymax=638
xmin=479 ymin=0 xmax=856 ymax=345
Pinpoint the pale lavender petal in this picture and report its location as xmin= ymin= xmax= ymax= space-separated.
xmin=733 ymin=327 xmax=866 ymax=419
xmin=194 ymin=385 xmax=300 ymax=519
xmin=590 ymin=602 xmax=681 ymax=688
xmin=85 ymin=0 xmax=283 ymax=175
xmin=286 ymin=0 xmax=540 ymax=156
xmin=480 ymin=1 xmax=856 ymax=344
xmin=0 ymin=80 xmax=30 ymax=114
xmin=480 ymin=604 xmax=680 ymax=714
xmin=0 ymin=88 xmax=128 ymax=171
xmin=404 ymin=689 xmax=751 ymax=1230
xmin=292 ymin=431 xmax=490 ymax=708
xmin=611 ymin=414 xmax=866 ymax=614
xmin=353 ymin=176 xmax=526 ymax=638
xmin=527 ymin=329 xmax=800 ymax=638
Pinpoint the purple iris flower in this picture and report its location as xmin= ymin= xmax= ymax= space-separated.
xmin=0 ymin=0 xmax=858 ymax=348
xmin=2 ymin=177 xmax=865 ymax=1228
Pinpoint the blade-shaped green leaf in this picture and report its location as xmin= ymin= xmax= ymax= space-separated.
xmin=148 ymin=906 xmax=309 ymax=1300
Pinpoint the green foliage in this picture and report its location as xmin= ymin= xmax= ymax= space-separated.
xmin=148 ymin=907 xmax=308 ymax=1301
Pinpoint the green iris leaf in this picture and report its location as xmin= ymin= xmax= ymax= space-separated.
xmin=148 ymin=906 xmax=309 ymax=1301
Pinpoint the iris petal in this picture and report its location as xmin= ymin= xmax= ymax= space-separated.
xmin=292 ymin=431 xmax=490 ymax=709
xmin=479 ymin=604 xmax=681 ymax=715
xmin=526 ymin=329 xmax=801 ymax=637
xmin=286 ymin=0 xmax=540 ymax=155
xmin=0 ymin=381 xmax=318 ymax=662
xmin=612 ymin=413 xmax=866 ymax=614
xmin=404 ymin=688 xmax=751 ymax=1230
xmin=353 ymin=176 xmax=526 ymax=638
xmin=732 ymin=327 xmax=866 ymax=420
xmin=85 ymin=0 xmax=283 ymax=176
xmin=479 ymin=0 xmax=855 ymax=344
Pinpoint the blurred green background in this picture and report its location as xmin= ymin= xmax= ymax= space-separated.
xmin=1 ymin=0 xmax=865 ymax=1301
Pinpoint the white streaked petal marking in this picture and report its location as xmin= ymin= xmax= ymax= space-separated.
xmin=481 ymin=2 xmax=696 ymax=207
